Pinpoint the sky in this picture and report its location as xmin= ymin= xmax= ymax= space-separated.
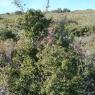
xmin=0 ymin=0 xmax=95 ymax=13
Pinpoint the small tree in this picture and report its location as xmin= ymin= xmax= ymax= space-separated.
xmin=18 ymin=9 xmax=51 ymax=42
xmin=63 ymin=8 xmax=71 ymax=13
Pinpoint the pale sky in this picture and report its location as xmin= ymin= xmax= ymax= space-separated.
xmin=0 ymin=0 xmax=95 ymax=13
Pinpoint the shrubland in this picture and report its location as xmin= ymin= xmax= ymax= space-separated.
xmin=0 ymin=9 xmax=95 ymax=95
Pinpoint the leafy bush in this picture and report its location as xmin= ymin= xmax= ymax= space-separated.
xmin=0 ymin=29 xmax=16 ymax=41
xmin=15 ymin=11 xmax=23 ymax=15
xmin=63 ymin=8 xmax=71 ymax=12
xmin=6 ymin=12 xmax=10 ymax=15
xmin=18 ymin=9 xmax=51 ymax=38
xmin=64 ymin=23 xmax=95 ymax=37
xmin=52 ymin=8 xmax=71 ymax=13
xmin=2 ymin=9 xmax=95 ymax=95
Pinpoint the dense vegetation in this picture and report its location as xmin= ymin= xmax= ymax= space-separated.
xmin=51 ymin=8 xmax=71 ymax=13
xmin=0 ymin=9 xmax=95 ymax=95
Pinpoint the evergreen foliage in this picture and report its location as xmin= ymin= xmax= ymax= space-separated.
xmin=0 ymin=9 xmax=95 ymax=95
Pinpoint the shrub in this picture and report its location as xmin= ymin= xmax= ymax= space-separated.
xmin=15 ymin=11 xmax=23 ymax=15
xmin=0 ymin=29 xmax=16 ymax=41
xmin=0 ymin=17 xmax=4 ymax=20
xmin=63 ymin=8 xmax=71 ymax=12
xmin=51 ymin=8 xmax=71 ymax=13
xmin=6 ymin=12 xmax=10 ymax=15
xmin=17 ymin=9 xmax=52 ymax=42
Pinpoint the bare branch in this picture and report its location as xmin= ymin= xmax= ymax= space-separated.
xmin=13 ymin=0 xmax=24 ymax=12
xmin=46 ymin=0 xmax=49 ymax=12
xmin=13 ymin=0 xmax=50 ymax=13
